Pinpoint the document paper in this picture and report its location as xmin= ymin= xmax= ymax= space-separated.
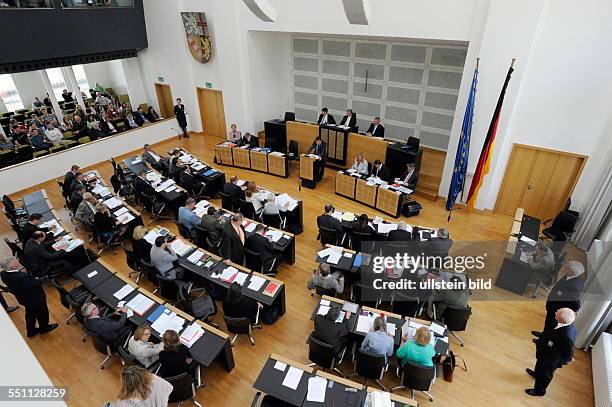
xmin=306 ymin=377 xmax=327 ymax=402
xmin=113 ymin=284 xmax=135 ymax=300
xmin=281 ymin=366 xmax=304 ymax=390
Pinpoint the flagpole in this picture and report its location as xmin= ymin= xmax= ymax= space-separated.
xmin=458 ymin=57 xmax=480 ymax=206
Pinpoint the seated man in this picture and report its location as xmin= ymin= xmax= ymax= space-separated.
xmin=63 ymin=165 xmax=80 ymax=197
xmin=43 ymin=122 xmax=63 ymax=146
xmin=426 ymin=228 xmax=453 ymax=258
xmin=307 ymin=263 xmax=344 ymax=295
xmin=82 ymin=302 xmax=131 ymax=346
xmin=317 ymin=107 xmax=336 ymax=125
xmin=427 ymin=275 xmax=469 ymax=319
xmin=387 ymin=221 xmax=412 ymax=241
xmin=132 ymin=170 xmax=156 ymax=197
xmin=75 ymin=192 xmax=97 ymax=227
xmin=312 ymin=305 xmax=351 ymax=356
xmin=70 ymin=184 xmax=86 ymax=214
xmin=150 ymin=237 xmax=190 ymax=294
xmin=177 ymin=198 xmax=201 ymax=238
xmin=223 ymin=176 xmax=245 ymax=209
xmin=366 ymin=117 xmax=385 ymax=138
xmin=237 ymin=132 xmax=258 ymax=148
xmin=88 ymin=121 xmax=106 ymax=141
xmin=527 ymin=241 xmax=555 ymax=272
xmin=370 ymin=160 xmax=390 ymax=182
xmin=28 ymin=129 xmax=50 ymax=151
xmin=70 ymin=172 xmax=87 ymax=194
xmin=339 ymin=109 xmax=357 ymax=131
xmin=316 ymin=204 xmax=342 ymax=234
xmin=142 ymin=144 xmax=164 ymax=171
xmin=23 ymin=231 xmax=73 ymax=277
xmin=305 ymin=136 xmax=327 ymax=182
xmin=245 ymin=224 xmax=282 ymax=274
xmin=21 ymin=213 xmax=57 ymax=244
xmin=200 ymin=206 xmax=225 ymax=247
xmin=397 ymin=162 xmax=419 ymax=191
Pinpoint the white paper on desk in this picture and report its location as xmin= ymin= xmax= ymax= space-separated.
xmin=41 ymin=219 xmax=65 ymax=236
xmin=113 ymin=284 xmax=135 ymax=300
xmin=234 ymin=272 xmax=248 ymax=286
xmin=187 ymin=250 xmax=204 ymax=264
xmin=356 ymin=315 xmax=375 ymax=333
xmin=104 ymin=197 xmax=123 ymax=209
xmin=245 ymin=222 xmax=257 ymax=233
xmin=87 ymin=270 xmax=98 ymax=278
xmin=266 ymin=230 xmax=284 ymax=243
xmin=341 ymin=212 xmax=355 ymax=222
xmin=237 ymin=180 xmax=247 ymax=187
xmin=317 ymin=248 xmax=331 ymax=259
xmin=114 ymin=206 xmax=129 ymax=216
xmin=193 ymin=206 xmax=206 ymax=217
xmin=92 ymin=184 xmax=108 ymax=195
xmin=378 ymin=223 xmax=398 ymax=234
xmin=519 ymin=251 xmax=531 ymax=263
xmin=180 ymin=323 xmax=204 ymax=348
xmin=275 ymin=193 xmax=298 ymax=211
xmin=171 ymin=239 xmax=191 ymax=256
xmin=320 ymin=299 xmax=331 ymax=306
xmin=344 ymin=252 xmax=353 ymax=258
xmin=155 ymin=179 xmax=175 ymax=193
xmin=131 ymin=157 xmax=142 ymax=164
xmin=144 ymin=231 xmax=160 ymax=245
xmin=349 ymin=172 xmax=361 ymax=178
xmin=306 ymin=377 xmax=327 ymax=403
xmin=386 ymin=323 xmax=396 ymax=337
xmin=330 ymin=211 xmax=343 ymax=221
xmin=119 ymin=213 xmax=135 ymax=225
xmin=282 ymin=366 xmax=304 ymax=390
xmin=220 ymin=266 xmax=238 ymax=281
xmin=342 ymin=302 xmax=359 ymax=314
xmin=401 ymin=321 xmax=414 ymax=340
xmin=394 ymin=186 xmax=413 ymax=195
xmin=317 ymin=305 xmax=331 ymax=316
xmin=196 ymin=200 xmax=209 ymax=209
xmin=430 ymin=322 xmax=445 ymax=336
xmin=126 ymin=294 xmax=155 ymax=316
xmin=327 ymin=251 xmax=342 ymax=265
xmin=66 ymin=238 xmax=84 ymax=252
xmin=369 ymin=390 xmax=392 ymax=407
xmin=274 ymin=361 xmax=287 ymax=371
xmin=247 ymin=275 xmax=266 ymax=291
xmin=151 ymin=312 xmax=172 ymax=333
xmin=520 ymin=235 xmax=537 ymax=246
xmin=164 ymin=185 xmax=177 ymax=193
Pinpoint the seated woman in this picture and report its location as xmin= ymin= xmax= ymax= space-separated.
xmin=222 ymin=282 xmax=262 ymax=325
xmin=350 ymin=153 xmax=369 ymax=175
xmin=110 ymin=366 xmax=172 ymax=407
xmin=245 ymin=190 xmax=264 ymax=215
xmin=132 ymin=226 xmax=152 ymax=263
xmin=128 ymin=325 xmax=164 ymax=368
xmin=93 ymin=202 xmax=128 ymax=241
xmin=158 ymin=330 xmax=194 ymax=378
xmin=360 ymin=316 xmax=394 ymax=363
xmin=396 ymin=326 xmax=436 ymax=368
xmin=146 ymin=106 xmax=161 ymax=122
xmin=352 ymin=213 xmax=374 ymax=234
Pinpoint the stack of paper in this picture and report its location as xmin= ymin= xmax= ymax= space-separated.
xmin=317 ymin=247 xmax=331 ymax=259
xmin=306 ymin=377 xmax=327 ymax=402
xmin=220 ymin=266 xmax=238 ymax=282
xmin=234 ymin=272 xmax=248 ymax=286
xmin=369 ymin=390 xmax=392 ymax=407
xmin=144 ymin=231 xmax=161 ymax=245
xmin=170 ymin=239 xmax=192 ymax=256
xmin=179 ymin=323 xmax=204 ymax=348
xmin=265 ymin=230 xmax=284 ymax=242
xmin=151 ymin=311 xmax=185 ymax=334
xmin=114 ymin=207 xmax=129 ymax=217
xmin=275 ymin=193 xmax=299 ymax=211
xmin=247 ymin=275 xmax=266 ymax=291
xmin=342 ymin=302 xmax=359 ymax=314
xmin=394 ymin=185 xmax=413 ymax=195
xmin=330 ymin=211 xmax=343 ymax=221
xmin=245 ymin=222 xmax=257 ymax=233
xmin=317 ymin=305 xmax=331 ymax=316
xmin=126 ymin=294 xmax=155 ymax=316
xmin=113 ymin=284 xmax=135 ymax=300
xmin=131 ymin=157 xmax=142 ymax=164
xmin=356 ymin=314 xmax=375 ymax=333
xmin=104 ymin=197 xmax=123 ymax=209
xmin=519 ymin=235 xmax=537 ymax=246
xmin=119 ymin=213 xmax=136 ymax=224
xmin=187 ymin=250 xmax=204 ymax=264
xmin=66 ymin=238 xmax=84 ymax=252
xmin=341 ymin=212 xmax=355 ymax=222
xmin=155 ymin=179 xmax=175 ymax=193
xmin=327 ymin=251 xmax=342 ymax=265
xmin=41 ymin=219 xmax=65 ymax=236
xmin=378 ymin=223 xmax=398 ymax=234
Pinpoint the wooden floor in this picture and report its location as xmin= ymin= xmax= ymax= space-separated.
xmin=0 ymin=133 xmax=593 ymax=407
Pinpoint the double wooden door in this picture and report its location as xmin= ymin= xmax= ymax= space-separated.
xmin=197 ymin=87 xmax=226 ymax=139
xmin=495 ymin=144 xmax=586 ymax=220
xmin=154 ymin=83 xmax=174 ymax=118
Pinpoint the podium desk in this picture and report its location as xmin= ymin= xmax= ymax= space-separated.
xmin=319 ymin=124 xmax=349 ymax=166
xmin=214 ymin=143 xmax=234 ymax=166
xmin=356 ymin=178 xmax=378 ymax=207
xmin=335 ymin=171 xmax=357 ymax=199
xmin=267 ymin=153 xmax=288 ymax=178
xmin=299 ymin=154 xmax=317 ymax=189
xmin=249 ymin=149 xmax=268 ymax=172
xmin=232 ymin=146 xmax=251 ymax=168
xmin=376 ymin=187 xmax=402 ymax=218
xmin=287 ymin=121 xmax=319 ymax=154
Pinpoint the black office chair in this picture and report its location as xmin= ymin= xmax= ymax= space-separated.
xmin=352 ymin=282 xmax=381 ymax=308
xmin=348 ymin=348 xmax=388 ymax=391
xmin=122 ymin=242 xmax=144 ymax=283
xmin=287 ymin=140 xmax=300 ymax=169
xmin=239 ymin=199 xmax=256 ymax=220
xmin=184 ymin=291 xmax=218 ymax=327
xmin=351 ymin=230 xmax=374 ymax=253
xmin=307 ymin=334 xmax=346 ymax=376
xmin=311 ymin=285 xmax=337 ymax=298
xmin=166 ymin=372 xmax=202 ymax=407
xmin=175 ymin=220 xmax=193 ymax=241
xmin=251 ymin=392 xmax=294 ymax=407
xmin=83 ymin=326 xmax=116 ymax=369
xmin=158 ymin=275 xmax=185 ymax=304
xmin=224 ymin=315 xmax=261 ymax=346
xmin=219 ymin=191 xmax=235 ymax=212
xmin=319 ymin=226 xmax=341 ymax=246
xmin=244 ymin=247 xmax=263 ymax=273
xmin=117 ymin=341 xmax=161 ymax=373
xmin=541 ymin=211 xmax=579 ymax=241
xmin=392 ymin=361 xmax=435 ymax=402
xmin=193 ymin=225 xmax=220 ymax=254
xmin=441 ymin=305 xmax=472 ymax=347
xmin=50 ymin=278 xmax=91 ymax=325
xmin=391 ymin=291 xmax=420 ymax=318
xmin=262 ymin=213 xmax=283 ymax=230
xmin=140 ymin=191 xmax=171 ymax=225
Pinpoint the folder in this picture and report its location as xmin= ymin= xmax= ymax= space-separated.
xmin=147 ymin=304 xmax=166 ymax=323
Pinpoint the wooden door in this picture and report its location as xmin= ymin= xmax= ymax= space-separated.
xmin=154 ymin=83 xmax=174 ymax=118
xmin=197 ymin=88 xmax=226 ymax=138
xmin=519 ymin=150 xmax=558 ymax=216
xmin=495 ymin=146 xmax=537 ymax=215
xmin=539 ymin=154 xmax=584 ymax=220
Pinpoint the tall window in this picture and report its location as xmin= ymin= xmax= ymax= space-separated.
xmin=45 ymin=68 xmax=67 ymax=100
xmin=0 ymin=74 xmax=24 ymax=112
xmin=72 ymin=65 xmax=89 ymax=93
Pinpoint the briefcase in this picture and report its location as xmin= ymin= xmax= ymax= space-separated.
xmin=402 ymin=200 xmax=422 ymax=217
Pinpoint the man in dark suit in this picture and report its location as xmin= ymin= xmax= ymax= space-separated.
xmin=221 ymin=213 xmax=246 ymax=265
xmin=1 ymin=256 xmax=58 ymax=338
xmin=387 ymin=221 xmax=413 ymax=241
xmin=339 ymin=109 xmax=357 ymax=131
xmin=370 ymin=159 xmax=390 ymax=182
xmin=72 ymin=114 xmax=88 ymax=138
xmin=398 ymin=162 xmax=419 ymax=191
xmin=312 ymin=306 xmax=352 ymax=356
xmin=426 ymin=228 xmax=453 ymax=258
xmin=173 ymin=97 xmax=190 ymax=138
xmin=70 ymin=172 xmax=87 ymax=194
xmin=366 ymin=117 xmax=385 ymax=138
xmin=317 ymin=107 xmax=336 ymax=125
xmin=21 ymin=213 xmax=57 ymax=244
xmin=246 ymin=224 xmax=282 ymax=274
xmin=82 ymin=302 xmax=131 ymax=346
xmin=62 ymin=164 xmax=80 ymax=197
xmin=238 ymin=132 xmax=259 ymax=148
xmin=142 ymin=144 xmax=164 ymax=171
xmin=317 ymin=204 xmax=343 ymax=234
xmin=532 ymin=261 xmax=585 ymax=338
xmin=133 ymin=170 xmax=155 ymax=194
xmin=23 ymin=231 xmax=73 ymax=277
xmin=526 ymin=308 xmax=576 ymax=396
xmin=70 ymin=184 xmax=86 ymax=214
xmin=306 ymin=136 xmax=328 ymax=181
xmin=223 ymin=176 xmax=245 ymax=209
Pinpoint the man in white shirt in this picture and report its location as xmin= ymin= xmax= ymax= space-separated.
xmin=228 ymin=123 xmax=242 ymax=142
xmin=366 ymin=117 xmax=385 ymax=138
xmin=142 ymin=143 xmax=162 ymax=170
xmin=95 ymin=92 xmax=111 ymax=106
xmin=317 ymin=107 xmax=336 ymax=125
xmin=43 ymin=122 xmax=63 ymax=145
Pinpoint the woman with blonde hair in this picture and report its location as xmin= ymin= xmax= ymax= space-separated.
xmin=396 ymin=326 xmax=436 ymax=367
xmin=111 ymin=365 xmax=172 ymax=407
xmin=127 ymin=325 xmax=164 ymax=368
xmin=132 ymin=225 xmax=152 ymax=263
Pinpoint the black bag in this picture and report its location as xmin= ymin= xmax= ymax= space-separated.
xmin=442 ymin=351 xmax=467 ymax=382
xmin=402 ymin=200 xmax=422 ymax=217
xmin=260 ymin=305 xmax=281 ymax=325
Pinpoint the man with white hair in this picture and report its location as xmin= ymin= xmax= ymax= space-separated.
xmin=0 ymin=257 xmax=57 ymax=337
xmin=532 ymin=260 xmax=585 ymax=338
xmin=526 ymin=240 xmax=554 ymax=272
xmin=82 ymin=302 xmax=130 ymax=346
xmin=426 ymin=227 xmax=453 ymax=258
xmin=387 ymin=221 xmax=412 ymax=241
xmin=526 ymin=307 xmax=576 ymax=396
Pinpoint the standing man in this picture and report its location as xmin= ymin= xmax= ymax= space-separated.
xmin=173 ymin=98 xmax=190 ymax=139
xmin=525 ymin=308 xmax=576 ymax=396
xmin=532 ymin=261 xmax=585 ymax=339
xmin=220 ymin=213 xmax=245 ymax=265
xmin=306 ymin=136 xmax=328 ymax=182
xmin=317 ymin=107 xmax=336 ymax=125
xmin=1 ymin=257 xmax=58 ymax=338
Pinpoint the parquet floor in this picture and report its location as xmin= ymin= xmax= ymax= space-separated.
xmin=0 ymin=133 xmax=593 ymax=406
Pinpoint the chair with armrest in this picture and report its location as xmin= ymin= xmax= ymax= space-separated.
xmin=351 ymin=230 xmax=374 ymax=253
xmin=223 ymin=315 xmax=261 ymax=346
xmin=541 ymin=210 xmax=579 ymax=241
xmin=238 ymin=199 xmax=256 ymax=220
xmin=392 ymin=291 xmax=421 ymax=318
xmin=262 ymin=213 xmax=283 ymax=230
xmin=82 ymin=326 xmax=117 ymax=369
xmin=318 ymin=226 xmax=341 ymax=246
xmin=441 ymin=305 xmax=471 ymax=347
xmin=307 ymin=333 xmax=346 ymax=377
xmin=348 ymin=348 xmax=388 ymax=391
xmin=219 ymin=191 xmax=235 ymax=212
xmin=391 ymin=361 xmax=435 ymax=402
xmin=165 ymin=372 xmax=202 ymax=407
xmin=50 ymin=278 xmax=91 ymax=325
xmin=117 ymin=338 xmax=161 ymax=373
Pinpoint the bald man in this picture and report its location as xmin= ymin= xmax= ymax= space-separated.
xmin=525 ymin=308 xmax=576 ymax=396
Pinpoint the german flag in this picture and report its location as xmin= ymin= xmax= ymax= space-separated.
xmin=466 ymin=62 xmax=515 ymax=209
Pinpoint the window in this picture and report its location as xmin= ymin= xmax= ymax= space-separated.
xmin=72 ymin=65 xmax=89 ymax=93
xmin=0 ymin=74 xmax=24 ymax=112
xmin=45 ymin=68 xmax=67 ymax=100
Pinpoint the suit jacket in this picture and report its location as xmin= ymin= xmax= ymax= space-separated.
xmin=223 ymin=183 xmax=245 ymax=207
xmin=306 ymin=141 xmax=328 ymax=162
xmin=238 ymin=136 xmax=259 ymax=148
xmin=0 ymin=270 xmax=46 ymax=308
xmin=222 ymin=296 xmax=258 ymax=324
xmin=70 ymin=191 xmax=83 ymax=213
xmin=427 ymin=238 xmax=453 ymax=258
xmin=387 ymin=229 xmax=412 ymax=242
xmin=367 ymin=123 xmax=385 ymax=138
xmin=21 ymin=222 xmax=51 ymax=245
xmin=174 ymin=104 xmax=187 ymax=127
xmin=23 ymin=239 xmax=66 ymax=270
xmin=133 ymin=111 xmax=148 ymax=126
xmin=201 ymin=214 xmax=224 ymax=246
xmin=313 ymin=314 xmax=351 ymax=354
xmin=89 ymin=128 xmax=106 ymax=141
xmin=63 ymin=171 xmax=76 ymax=196
xmin=70 ymin=178 xmax=86 ymax=194
xmin=399 ymin=169 xmax=419 ymax=190
xmin=142 ymin=151 xmax=161 ymax=167
xmin=370 ymin=165 xmax=390 ymax=182
xmin=75 ymin=200 xmax=95 ymax=226
xmin=340 ymin=114 xmax=357 ymax=130
xmin=133 ymin=176 xmax=156 ymax=197
xmin=85 ymin=313 xmax=128 ymax=342
xmin=536 ymin=324 xmax=576 ymax=368
xmin=246 ymin=233 xmax=275 ymax=269
xmin=220 ymin=223 xmax=245 ymax=264
xmin=133 ymin=238 xmax=152 ymax=263
xmin=100 ymin=121 xmax=116 ymax=135
xmin=317 ymin=114 xmax=336 ymax=125
xmin=546 ymin=275 xmax=584 ymax=313
xmin=317 ymin=214 xmax=342 ymax=233
xmin=72 ymin=120 xmax=88 ymax=136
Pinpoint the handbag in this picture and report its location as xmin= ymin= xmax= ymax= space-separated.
xmin=442 ymin=351 xmax=467 ymax=382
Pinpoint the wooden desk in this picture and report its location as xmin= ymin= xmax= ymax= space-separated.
xmin=300 ymin=154 xmax=316 ymax=188
xmin=250 ymin=150 xmax=268 ymax=172
xmin=287 ymin=121 xmax=318 ymax=154
xmin=267 ymin=153 xmax=288 ymax=178
xmin=355 ymin=178 xmax=378 ymax=207
xmin=335 ymin=171 xmax=356 ymax=199
xmin=366 ymin=387 xmax=419 ymax=407
xmin=347 ymin=133 xmax=389 ymax=170
xmin=253 ymin=354 xmax=315 ymax=406
xmin=376 ymin=187 xmax=402 ymax=218
xmin=232 ymin=147 xmax=251 ymax=168
xmin=214 ymin=143 xmax=234 ymax=165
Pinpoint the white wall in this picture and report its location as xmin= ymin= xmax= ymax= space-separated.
xmin=12 ymin=71 xmax=47 ymax=108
